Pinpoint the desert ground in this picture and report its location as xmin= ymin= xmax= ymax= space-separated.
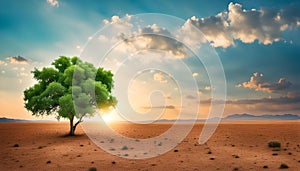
xmin=0 ymin=121 xmax=299 ymax=171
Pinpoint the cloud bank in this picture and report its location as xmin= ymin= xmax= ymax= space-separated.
xmin=116 ymin=24 xmax=187 ymax=58
xmin=237 ymin=72 xmax=292 ymax=93
xmin=186 ymin=2 xmax=300 ymax=48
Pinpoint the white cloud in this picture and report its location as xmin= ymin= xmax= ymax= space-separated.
xmin=177 ymin=18 xmax=207 ymax=49
xmin=192 ymin=72 xmax=199 ymax=77
xmin=186 ymin=2 xmax=300 ymax=48
xmin=98 ymin=35 xmax=108 ymax=42
xmin=19 ymin=72 xmax=29 ymax=77
xmin=102 ymin=14 xmax=132 ymax=28
xmin=197 ymin=89 xmax=203 ymax=95
xmin=237 ymin=72 xmax=292 ymax=93
xmin=47 ymin=0 xmax=59 ymax=7
xmin=187 ymin=14 xmax=234 ymax=48
xmin=153 ymin=72 xmax=168 ymax=83
xmin=117 ymin=24 xmax=188 ymax=58
xmin=0 ymin=60 xmax=6 ymax=65
xmin=204 ymin=86 xmax=211 ymax=91
xmin=6 ymin=56 xmax=28 ymax=65
xmin=164 ymin=95 xmax=171 ymax=99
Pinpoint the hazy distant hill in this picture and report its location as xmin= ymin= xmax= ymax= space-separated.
xmin=1 ymin=114 xmax=299 ymax=123
xmin=153 ymin=114 xmax=300 ymax=122
xmin=0 ymin=117 xmax=29 ymax=122
xmin=0 ymin=117 xmax=54 ymax=122
xmin=224 ymin=114 xmax=300 ymax=120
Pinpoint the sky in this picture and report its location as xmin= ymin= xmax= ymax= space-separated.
xmin=0 ymin=0 xmax=300 ymax=120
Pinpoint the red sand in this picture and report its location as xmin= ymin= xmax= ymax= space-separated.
xmin=0 ymin=121 xmax=299 ymax=170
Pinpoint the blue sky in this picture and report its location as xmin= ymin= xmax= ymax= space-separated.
xmin=0 ymin=0 xmax=300 ymax=120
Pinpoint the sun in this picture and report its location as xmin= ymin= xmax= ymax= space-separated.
xmin=102 ymin=113 xmax=114 ymax=123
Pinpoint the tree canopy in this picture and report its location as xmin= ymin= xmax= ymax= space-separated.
xmin=24 ymin=56 xmax=117 ymax=135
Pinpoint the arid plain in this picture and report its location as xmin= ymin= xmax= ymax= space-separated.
xmin=0 ymin=121 xmax=299 ymax=171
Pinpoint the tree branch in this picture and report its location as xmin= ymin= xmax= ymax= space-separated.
xmin=74 ymin=114 xmax=86 ymax=128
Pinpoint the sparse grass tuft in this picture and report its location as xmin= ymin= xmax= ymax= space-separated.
xmin=122 ymin=146 xmax=128 ymax=150
xmin=268 ymin=141 xmax=281 ymax=148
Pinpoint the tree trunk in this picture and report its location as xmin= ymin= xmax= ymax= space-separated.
xmin=69 ymin=116 xmax=75 ymax=136
xmin=68 ymin=115 xmax=83 ymax=136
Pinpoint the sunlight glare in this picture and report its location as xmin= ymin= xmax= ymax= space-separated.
xmin=102 ymin=113 xmax=114 ymax=123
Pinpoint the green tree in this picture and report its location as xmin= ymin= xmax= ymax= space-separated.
xmin=24 ymin=56 xmax=117 ymax=135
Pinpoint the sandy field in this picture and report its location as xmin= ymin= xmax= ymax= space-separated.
xmin=0 ymin=121 xmax=299 ymax=171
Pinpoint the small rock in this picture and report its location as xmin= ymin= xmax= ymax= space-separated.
xmin=174 ymin=149 xmax=179 ymax=152
xmin=46 ymin=160 xmax=51 ymax=164
xmin=88 ymin=167 xmax=97 ymax=171
xmin=279 ymin=163 xmax=289 ymax=169
xmin=263 ymin=165 xmax=268 ymax=169
xmin=112 ymin=161 xmax=116 ymax=164
xmin=13 ymin=144 xmax=19 ymax=147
